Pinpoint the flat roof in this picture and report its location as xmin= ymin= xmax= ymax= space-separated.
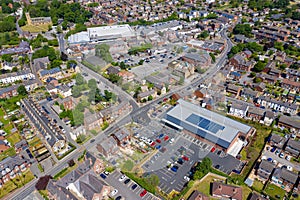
xmin=88 ymin=24 xmax=135 ymax=38
xmin=166 ymin=99 xmax=252 ymax=147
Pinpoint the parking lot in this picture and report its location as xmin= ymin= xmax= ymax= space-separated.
xmin=101 ymin=170 xmax=160 ymax=200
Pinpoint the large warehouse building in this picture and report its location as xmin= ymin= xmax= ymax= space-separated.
xmin=68 ymin=24 xmax=136 ymax=44
xmin=162 ymin=99 xmax=255 ymax=156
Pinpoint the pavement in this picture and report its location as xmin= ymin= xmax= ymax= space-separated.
xmin=10 ymin=26 xmax=233 ymax=200
xmin=102 ymin=170 xmax=160 ymax=200
xmin=262 ymin=148 xmax=300 ymax=171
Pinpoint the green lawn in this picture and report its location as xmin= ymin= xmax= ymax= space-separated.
xmin=183 ymin=174 xmax=227 ymax=198
xmin=121 ymin=159 xmax=134 ymax=172
xmin=6 ymin=132 xmax=21 ymax=146
xmin=28 ymin=136 xmax=42 ymax=147
xmin=227 ymin=116 xmax=272 ymax=181
xmin=252 ymin=179 xmax=264 ymax=193
xmin=53 ymin=164 xmax=78 ymax=180
xmin=0 ymin=95 xmax=24 ymax=112
xmin=0 ymin=169 xmax=34 ymax=199
xmin=131 ymin=151 xmax=146 ymax=162
xmin=241 ymin=185 xmax=252 ymax=200
xmin=263 ymin=183 xmax=285 ymax=200
xmin=0 ymin=147 xmax=16 ymax=161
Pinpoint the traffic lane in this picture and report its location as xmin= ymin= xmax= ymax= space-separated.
xmin=104 ymin=171 xmax=154 ymax=200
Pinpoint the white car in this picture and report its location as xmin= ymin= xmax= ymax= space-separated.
xmin=279 ymin=153 xmax=284 ymax=158
xmin=287 ymin=165 xmax=293 ymax=171
xmin=184 ymin=176 xmax=190 ymax=181
xmin=110 ymin=189 xmax=118 ymax=196
xmin=285 ymin=155 xmax=292 ymax=161
xmin=169 ymin=138 xmax=175 ymax=144
xmin=119 ymin=175 xmax=126 ymax=182
xmin=104 ymin=171 xmax=110 ymax=175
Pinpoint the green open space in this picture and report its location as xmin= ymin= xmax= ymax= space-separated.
xmin=263 ymin=183 xmax=285 ymax=200
xmin=252 ymin=179 xmax=264 ymax=193
xmin=0 ymin=169 xmax=34 ymax=199
xmin=53 ymin=163 xmax=78 ymax=180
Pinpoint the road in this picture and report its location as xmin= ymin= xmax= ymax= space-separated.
xmin=10 ymin=27 xmax=233 ymax=200
xmin=57 ymin=33 xmax=66 ymax=53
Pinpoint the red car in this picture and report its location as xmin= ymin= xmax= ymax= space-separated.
xmin=164 ymin=135 xmax=169 ymax=141
xmin=182 ymin=155 xmax=189 ymax=161
xmin=150 ymin=142 xmax=156 ymax=147
xmin=156 ymin=139 xmax=161 ymax=143
xmin=211 ymin=147 xmax=216 ymax=152
xmin=140 ymin=189 xmax=147 ymax=197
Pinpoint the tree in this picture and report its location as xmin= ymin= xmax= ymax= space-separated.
xmin=17 ymin=85 xmax=28 ymax=96
xmin=68 ymin=159 xmax=75 ymax=167
xmin=209 ymin=53 xmax=216 ymax=63
xmin=233 ymin=24 xmax=252 ymax=37
xmin=148 ymin=95 xmax=153 ymax=101
xmin=249 ymin=72 xmax=256 ymax=78
xmin=145 ymin=174 xmax=160 ymax=187
xmin=193 ymin=157 xmax=212 ymax=180
xmin=1 ymin=54 xmax=13 ymax=62
xmin=253 ymin=77 xmax=262 ymax=83
xmin=104 ymin=90 xmax=113 ymax=101
xmin=72 ymin=86 xmax=81 ymax=97
xmin=75 ymin=74 xmax=85 ymax=85
xmin=67 ymin=60 xmax=77 ymax=69
xmin=88 ymin=79 xmax=97 ymax=90
xmin=198 ymin=31 xmax=209 ymax=39
xmin=253 ymin=61 xmax=266 ymax=72
xmin=108 ymin=74 xmax=121 ymax=84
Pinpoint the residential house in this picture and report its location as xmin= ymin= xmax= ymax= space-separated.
xmin=229 ymin=102 xmax=249 ymax=118
xmin=58 ymin=96 xmax=76 ymax=110
xmin=271 ymin=168 xmax=298 ymax=192
xmin=33 ymin=57 xmax=50 ymax=72
xmin=182 ymin=53 xmax=211 ymax=68
xmin=268 ymin=67 xmax=281 ymax=78
xmin=96 ymin=137 xmax=118 ymax=158
xmin=38 ymin=67 xmax=62 ymax=82
xmin=118 ymin=71 xmax=135 ymax=82
xmin=84 ymin=111 xmax=103 ymax=131
xmin=257 ymin=160 xmax=276 ymax=181
xmin=247 ymin=107 xmax=265 ymax=121
xmin=264 ymin=110 xmax=275 ymax=126
xmin=269 ymin=134 xmax=286 ymax=149
xmin=57 ymin=85 xmax=72 ymax=98
xmin=229 ymin=52 xmax=255 ymax=72
xmin=254 ymin=82 xmax=266 ymax=92
xmin=249 ymin=192 xmax=268 ymax=200
xmin=256 ymin=96 xmax=298 ymax=115
xmin=14 ymin=139 xmax=28 ymax=154
xmin=278 ymin=115 xmax=300 ymax=134
xmin=285 ymin=139 xmax=300 ymax=158
xmin=0 ymin=156 xmax=31 ymax=185
xmin=281 ymin=79 xmax=300 ymax=92
xmin=24 ymin=79 xmax=39 ymax=92
xmin=45 ymin=84 xmax=58 ymax=95
xmin=0 ymin=137 xmax=10 ymax=152
xmin=0 ymin=41 xmax=30 ymax=56
xmin=137 ymin=90 xmax=157 ymax=102
xmin=112 ymin=128 xmax=131 ymax=147
xmin=0 ymin=70 xmax=35 ymax=84
xmin=106 ymin=66 xmax=120 ymax=75
xmin=187 ymin=190 xmax=209 ymax=200
xmin=168 ymin=60 xmax=195 ymax=79
xmin=242 ymin=88 xmax=259 ymax=99
xmin=211 ymin=182 xmax=242 ymax=200
xmin=46 ymin=179 xmax=78 ymax=200
xmin=275 ymin=51 xmax=286 ymax=62
xmin=0 ymin=85 xmax=19 ymax=99
xmin=226 ymin=84 xmax=242 ymax=97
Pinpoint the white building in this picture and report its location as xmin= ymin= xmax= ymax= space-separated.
xmin=0 ymin=70 xmax=35 ymax=84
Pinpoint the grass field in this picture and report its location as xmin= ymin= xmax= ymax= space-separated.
xmin=21 ymin=23 xmax=50 ymax=32
xmin=263 ymin=183 xmax=285 ymax=200
xmin=121 ymin=159 xmax=134 ymax=172
xmin=183 ymin=174 xmax=227 ymax=198
xmin=252 ymin=179 xmax=264 ymax=193
xmin=53 ymin=164 xmax=78 ymax=180
xmin=0 ymin=169 xmax=34 ymax=199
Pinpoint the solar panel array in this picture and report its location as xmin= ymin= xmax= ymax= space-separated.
xmin=186 ymin=114 xmax=225 ymax=134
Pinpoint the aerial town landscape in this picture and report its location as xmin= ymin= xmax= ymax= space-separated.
xmin=0 ymin=0 xmax=299 ymax=199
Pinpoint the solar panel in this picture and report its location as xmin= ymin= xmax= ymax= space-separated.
xmin=186 ymin=114 xmax=225 ymax=134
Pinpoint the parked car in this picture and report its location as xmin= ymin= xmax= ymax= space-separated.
xmin=285 ymin=155 xmax=292 ymax=161
xmin=118 ymin=175 xmax=126 ymax=182
xmin=279 ymin=153 xmax=284 ymax=158
xmin=110 ymin=189 xmax=118 ymax=196
xmin=270 ymin=147 xmax=276 ymax=153
xmin=124 ymin=179 xmax=130 ymax=184
xmin=164 ymin=135 xmax=169 ymax=141
xmin=100 ymin=174 xmax=107 ymax=179
xmin=156 ymin=139 xmax=161 ymax=143
xmin=131 ymin=184 xmax=137 ymax=190
xmin=171 ymin=165 xmax=179 ymax=172
xmin=140 ymin=190 xmax=147 ymax=197
xmin=184 ymin=176 xmax=190 ymax=181
xmin=158 ymin=133 xmax=164 ymax=138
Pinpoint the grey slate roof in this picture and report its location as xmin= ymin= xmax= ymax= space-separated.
xmin=279 ymin=115 xmax=300 ymax=129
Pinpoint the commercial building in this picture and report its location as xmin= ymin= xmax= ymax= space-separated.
xmin=68 ymin=24 xmax=136 ymax=44
xmin=163 ymin=99 xmax=255 ymax=155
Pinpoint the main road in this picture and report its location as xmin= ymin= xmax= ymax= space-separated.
xmin=10 ymin=27 xmax=233 ymax=200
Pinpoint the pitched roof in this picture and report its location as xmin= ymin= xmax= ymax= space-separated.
xmin=249 ymin=192 xmax=268 ymax=200
xmin=270 ymin=134 xmax=286 ymax=147
xmin=47 ymin=179 xmax=78 ymax=200
xmin=248 ymin=107 xmax=265 ymax=116
xmin=211 ymin=182 xmax=243 ymax=200
xmin=188 ymin=190 xmax=209 ymax=200
xmin=279 ymin=115 xmax=300 ymax=129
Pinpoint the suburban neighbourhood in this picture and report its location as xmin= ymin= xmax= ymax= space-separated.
xmin=0 ymin=0 xmax=299 ymax=199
